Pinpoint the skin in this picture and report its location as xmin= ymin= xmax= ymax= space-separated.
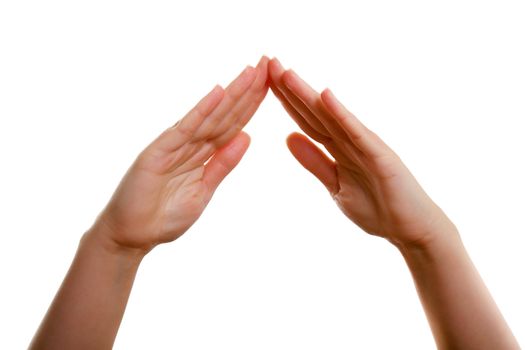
xmin=30 ymin=56 xmax=520 ymax=349
xmin=29 ymin=56 xmax=270 ymax=350
xmin=268 ymin=57 xmax=520 ymax=349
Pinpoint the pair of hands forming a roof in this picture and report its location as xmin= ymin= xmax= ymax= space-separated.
xmin=29 ymin=57 xmax=520 ymax=350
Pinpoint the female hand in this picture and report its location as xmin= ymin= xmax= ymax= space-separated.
xmin=268 ymin=57 xmax=456 ymax=248
xmin=90 ymin=57 xmax=269 ymax=254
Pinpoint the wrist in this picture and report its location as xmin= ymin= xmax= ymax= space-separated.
xmin=82 ymin=221 xmax=147 ymax=266
xmin=395 ymin=224 xmax=464 ymax=265
xmin=389 ymin=211 xmax=460 ymax=252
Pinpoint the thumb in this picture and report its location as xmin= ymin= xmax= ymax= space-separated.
xmin=286 ymin=132 xmax=338 ymax=194
xmin=203 ymin=131 xmax=251 ymax=191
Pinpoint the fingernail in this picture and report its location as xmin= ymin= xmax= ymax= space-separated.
xmin=283 ymin=69 xmax=296 ymax=86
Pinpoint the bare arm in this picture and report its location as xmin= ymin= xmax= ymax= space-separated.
xmin=29 ymin=225 xmax=144 ymax=349
xmin=29 ymin=56 xmax=269 ymax=349
xmin=399 ymin=227 xmax=518 ymax=349
xmin=268 ymin=57 xmax=520 ymax=349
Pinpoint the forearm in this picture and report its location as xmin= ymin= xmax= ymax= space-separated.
xmin=29 ymin=222 xmax=145 ymax=350
xmin=398 ymin=228 xmax=519 ymax=349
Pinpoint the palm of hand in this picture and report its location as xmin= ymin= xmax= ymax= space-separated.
xmin=267 ymin=58 xmax=453 ymax=247
xmin=100 ymin=154 xmax=210 ymax=251
xmin=95 ymin=56 xmax=452 ymax=251
xmin=333 ymin=154 xmax=449 ymax=246
xmin=96 ymin=58 xmax=268 ymax=251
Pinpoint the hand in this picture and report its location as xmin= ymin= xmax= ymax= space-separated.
xmin=90 ymin=57 xmax=269 ymax=254
xmin=268 ymin=58 xmax=456 ymax=248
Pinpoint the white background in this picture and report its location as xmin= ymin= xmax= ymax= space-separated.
xmin=1 ymin=1 xmax=524 ymax=348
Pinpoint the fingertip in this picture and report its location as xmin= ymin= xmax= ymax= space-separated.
xmin=321 ymin=88 xmax=343 ymax=118
xmin=286 ymin=131 xmax=303 ymax=141
xmin=199 ymin=83 xmax=225 ymax=115
xmin=238 ymin=130 xmax=251 ymax=144
xmin=268 ymin=58 xmax=284 ymax=80
xmin=225 ymin=131 xmax=251 ymax=155
xmin=320 ymin=87 xmax=334 ymax=104
xmin=256 ymin=56 xmax=270 ymax=79
xmin=282 ymin=69 xmax=296 ymax=88
xmin=226 ymin=65 xmax=257 ymax=93
xmin=270 ymin=57 xmax=286 ymax=74
xmin=320 ymin=87 xmax=331 ymax=98
xmin=239 ymin=65 xmax=256 ymax=83
xmin=285 ymin=132 xmax=338 ymax=193
xmin=258 ymin=55 xmax=270 ymax=65
xmin=270 ymin=57 xmax=283 ymax=67
xmin=285 ymin=132 xmax=295 ymax=146
xmin=245 ymin=65 xmax=256 ymax=77
xmin=214 ymin=84 xmax=225 ymax=97
xmin=286 ymin=131 xmax=306 ymax=148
